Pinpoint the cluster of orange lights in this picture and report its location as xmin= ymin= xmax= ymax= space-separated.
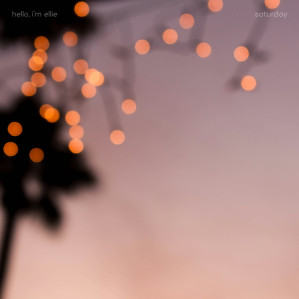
xmin=65 ymin=110 xmax=84 ymax=153
xmin=40 ymin=104 xmax=60 ymax=123
xmin=3 ymin=122 xmax=44 ymax=162
xmin=22 ymin=36 xmax=50 ymax=96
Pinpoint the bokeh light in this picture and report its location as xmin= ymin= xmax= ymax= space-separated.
xmin=162 ymin=29 xmax=178 ymax=45
xmin=21 ymin=82 xmax=36 ymax=97
xmin=85 ymin=69 xmax=104 ymax=86
xmin=51 ymin=67 xmax=67 ymax=82
xmin=31 ymin=72 xmax=46 ymax=87
xmin=44 ymin=107 xmax=60 ymax=123
xmin=69 ymin=139 xmax=84 ymax=154
xmin=29 ymin=148 xmax=44 ymax=163
xmin=33 ymin=50 xmax=48 ymax=63
xmin=241 ymin=75 xmax=257 ymax=91
xmin=7 ymin=122 xmax=23 ymax=137
xmin=110 ymin=130 xmax=125 ymax=145
xmin=196 ymin=42 xmax=212 ymax=58
xmin=69 ymin=125 xmax=84 ymax=139
xmin=28 ymin=57 xmax=43 ymax=71
xmin=74 ymin=1 xmax=89 ymax=17
xmin=81 ymin=83 xmax=97 ymax=98
xmin=208 ymin=0 xmax=224 ymax=12
xmin=65 ymin=110 xmax=81 ymax=126
xmin=264 ymin=0 xmax=280 ymax=9
xmin=121 ymin=99 xmax=137 ymax=115
xmin=39 ymin=104 xmax=52 ymax=118
xmin=3 ymin=142 xmax=18 ymax=157
xmin=63 ymin=31 xmax=78 ymax=47
xmin=73 ymin=59 xmax=89 ymax=75
xmin=234 ymin=46 xmax=250 ymax=62
xmin=179 ymin=13 xmax=195 ymax=29
xmin=135 ymin=40 xmax=150 ymax=55
xmin=34 ymin=36 xmax=49 ymax=51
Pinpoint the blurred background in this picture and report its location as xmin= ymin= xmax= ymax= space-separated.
xmin=1 ymin=0 xmax=299 ymax=298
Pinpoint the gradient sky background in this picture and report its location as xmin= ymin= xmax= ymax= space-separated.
xmin=1 ymin=0 xmax=299 ymax=298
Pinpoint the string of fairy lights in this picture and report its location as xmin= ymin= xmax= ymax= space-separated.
xmin=7 ymin=0 xmax=281 ymax=162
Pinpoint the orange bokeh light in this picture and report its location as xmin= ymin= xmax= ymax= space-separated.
xmin=110 ymin=130 xmax=125 ymax=145
xmin=65 ymin=110 xmax=81 ymax=126
xmin=31 ymin=72 xmax=46 ymax=87
xmin=33 ymin=50 xmax=48 ymax=63
xmin=73 ymin=59 xmax=88 ymax=75
xmin=162 ymin=29 xmax=178 ymax=45
xmin=52 ymin=67 xmax=67 ymax=82
xmin=21 ymin=81 xmax=36 ymax=97
xmin=208 ymin=0 xmax=223 ymax=12
xmin=241 ymin=75 xmax=257 ymax=91
xmin=234 ymin=46 xmax=250 ymax=62
xmin=69 ymin=125 xmax=84 ymax=139
xmin=196 ymin=42 xmax=212 ymax=58
xmin=34 ymin=36 xmax=49 ymax=51
xmin=8 ymin=122 xmax=22 ymax=137
xmin=264 ymin=0 xmax=280 ymax=9
xmin=44 ymin=107 xmax=60 ymax=123
xmin=81 ymin=83 xmax=97 ymax=98
xmin=3 ymin=142 xmax=18 ymax=157
xmin=135 ymin=40 xmax=150 ymax=55
xmin=121 ymin=99 xmax=137 ymax=115
xmin=28 ymin=57 xmax=43 ymax=71
xmin=29 ymin=148 xmax=44 ymax=163
xmin=63 ymin=31 xmax=78 ymax=47
xmin=39 ymin=104 xmax=52 ymax=118
xmin=179 ymin=13 xmax=195 ymax=29
xmin=69 ymin=139 xmax=84 ymax=154
xmin=85 ymin=69 xmax=104 ymax=86
xmin=74 ymin=1 xmax=89 ymax=17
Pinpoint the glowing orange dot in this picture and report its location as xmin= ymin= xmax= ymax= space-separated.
xmin=122 ymin=99 xmax=136 ymax=115
xmin=33 ymin=50 xmax=48 ymax=63
xmin=74 ymin=1 xmax=89 ymax=17
xmin=208 ymin=0 xmax=223 ymax=12
xmin=110 ymin=130 xmax=125 ymax=145
xmin=69 ymin=125 xmax=84 ymax=139
xmin=163 ymin=29 xmax=178 ymax=45
xmin=31 ymin=72 xmax=46 ymax=87
xmin=264 ymin=0 xmax=280 ymax=9
xmin=21 ymin=81 xmax=36 ymax=97
xmin=196 ymin=42 xmax=212 ymax=58
xmin=65 ymin=110 xmax=80 ymax=126
xmin=241 ymin=75 xmax=257 ymax=91
xmin=179 ymin=13 xmax=195 ymax=29
xmin=73 ymin=59 xmax=88 ymax=74
xmin=39 ymin=104 xmax=52 ymax=118
xmin=3 ymin=142 xmax=18 ymax=157
xmin=85 ymin=69 xmax=104 ymax=86
xmin=234 ymin=46 xmax=250 ymax=62
xmin=81 ymin=83 xmax=96 ymax=98
xmin=34 ymin=36 xmax=49 ymax=51
xmin=63 ymin=31 xmax=78 ymax=47
xmin=135 ymin=40 xmax=150 ymax=55
xmin=28 ymin=57 xmax=43 ymax=71
xmin=69 ymin=139 xmax=84 ymax=154
xmin=52 ymin=67 xmax=67 ymax=82
xmin=7 ymin=122 xmax=22 ymax=137
xmin=44 ymin=107 xmax=60 ymax=123
xmin=29 ymin=148 xmax=44 ymax=163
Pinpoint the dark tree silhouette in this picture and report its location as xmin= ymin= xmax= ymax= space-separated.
xmin=0 ymin=96 xmax=95 ymax=298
